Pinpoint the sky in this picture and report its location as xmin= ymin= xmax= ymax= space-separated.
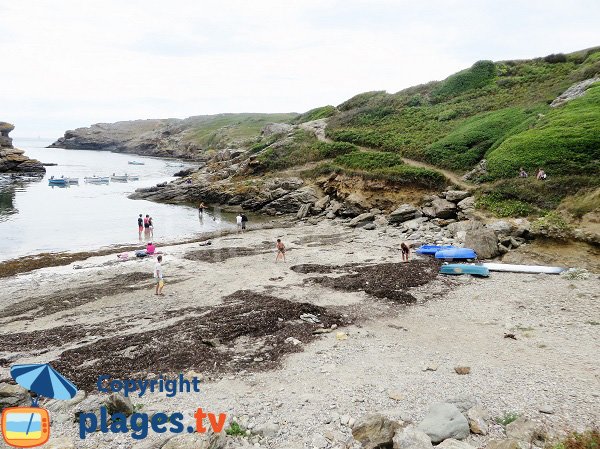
xmin=1 ymin=0 xmax=599 ymax=138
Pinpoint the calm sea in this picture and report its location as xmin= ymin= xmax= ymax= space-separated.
xmin=0 ymin=139 xmax=237 ymax=262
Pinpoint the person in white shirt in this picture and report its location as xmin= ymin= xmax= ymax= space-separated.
xmin=154 ymin=255 xmax=164 ymax=296
xmin=236 ymin=214 xmax=243 ymax=233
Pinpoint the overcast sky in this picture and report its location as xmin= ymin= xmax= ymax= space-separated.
xmin=1 ymin=0 xmax=599 ymax=138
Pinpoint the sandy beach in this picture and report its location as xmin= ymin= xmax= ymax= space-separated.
xmin=0 ymin=219 xmax=598 ymax=449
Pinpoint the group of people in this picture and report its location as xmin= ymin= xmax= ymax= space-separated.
xmin=518 ymin=167 xmax=548 ymax=180
xmin=236 ymin=213 xmax=249 ymax=232
xmin=137 ymin=213 xmax=154 ymax=238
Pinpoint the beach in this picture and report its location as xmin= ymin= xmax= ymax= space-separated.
xmin=0 ymin=219 xmax=598 ymax=449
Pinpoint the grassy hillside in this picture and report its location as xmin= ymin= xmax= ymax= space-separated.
xmin=181 ymin=113 xmax=297 ymax=148
xmin=326 ymin=47 xmax=600 ymax=181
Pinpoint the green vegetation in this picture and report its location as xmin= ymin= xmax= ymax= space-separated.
xmin=225 ymin=421 xmax=246 ymax=437
xmin=551 ymin=430 xmax=599 ymax=449
xmin=326 ymin=46 xmax=600 ymax=191
xmin=562 ymin=188 xmax=600 ymax=218
xmin=424 ymin=107 xmax=531 ymax=170
xmin=495 ymin=412 xmax=520 ymax=426
xmin=291 ymin=105 xmax=338 ymax=124
xmin=334 ymin=151 xmax=405 ymax=170
xmin=476 ymin=176 xmax=600 ymax=217
xmin=256 ymin=129 xmax=319 ymax=170
xmin=183 ymin=113 xmax=297 ymax=149
xmin=431 ymin=60 xmax=496 ymax=102
xmin=314 ymin=141 xmax=358 ymax=158
xmin=305 ymin=151 xmax=447 ymax=189
xmin=486 ymin=84 xmax=600 ymax=179
xmin=531 ymin=211 xmax=574 ymax=238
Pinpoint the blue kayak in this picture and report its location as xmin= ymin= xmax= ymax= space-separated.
xmin=48 ymin=178 xmax=68 ymax=186
xmin=435 ymin=248 xmax=477 ymax=259
xmin=416 ymin=245 xmax=456 ymax=255
xmin=440 ymin=264 xmax=489 ymax=277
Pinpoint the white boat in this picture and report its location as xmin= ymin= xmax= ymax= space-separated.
xmin=480 ymin=263 xmax=566 ymax=274
xmin=84 ymin=176 xmax=110 ymax=183
xmin=110 ymin=175 xmax=129 ymax=182
xmin=128 ymin=161 xmax=145 ymax=165
xmin=65 ymin=177 xmax=79 ymax=184
xmin=127 ymin=175 xmax=139 ymax=181
xmin=166 ymin=163 xmax=184 ymax=167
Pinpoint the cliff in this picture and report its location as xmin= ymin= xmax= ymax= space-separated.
xmin=48 ymin=113 xmax=297 ymax=160
xmin=0 ymin=122 xmax=45 ymax=174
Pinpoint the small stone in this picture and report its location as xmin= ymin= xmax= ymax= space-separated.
xmin=437 ymin=438 xmax=476 ymax=449
xmin=454 ymin=366 xmax=471 ymax=375
xmin=312 ymin=433 xmax=329 ymax=449
xmin=538 ymin=405 xmax=554 ymax=414
xmin=352 ymin=414 xmax=401 ymax=449
xmin=467 ymin=405 xmax=489 ymax=435
xmin=388 ymin=390 xmax=404 ymax=401
xmin=104 ymin=393 xmax=134 ymax=416
xmin=422 ymin=364 xmax=439 ymax=372
xmin=392 ymin=425 xmax=433 ymax=449
xmin=335 ymin=332 xmax=348 ymax=341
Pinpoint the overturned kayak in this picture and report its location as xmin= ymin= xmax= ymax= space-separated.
xmin=416 ymin=245 xmax=456 ymax=255
xmin=435 ymin=248 xmax=477 ymax=260
xmin=481 ymin=263 xmax=565 ymax=274
xmin=440 ymin=264 xmax=489 ymax=277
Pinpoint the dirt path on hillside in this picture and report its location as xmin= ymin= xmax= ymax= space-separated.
xmin=300 ymin=119 xmax=473 ymax=190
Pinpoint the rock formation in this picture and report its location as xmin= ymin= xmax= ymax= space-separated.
xmin=0 ymin=122 xmax=45 ymax=174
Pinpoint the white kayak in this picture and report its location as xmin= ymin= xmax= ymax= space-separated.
xmin=481 ymin=263 xmax=566 ymax=274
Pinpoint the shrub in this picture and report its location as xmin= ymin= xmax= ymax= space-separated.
xmin=291 ymin=105 xmax=338 ymax=124
xmin=544 ymin=53 xmax=567 ymax=64
xmin=531 ymin=211 xmax=573 ymax=238
xmin=495 ymin=412 xmax=520 ymax=426
xmin=225 ymin=421 xmax=246 ymax=437
xmin=424 ymin=108 xmax=530 ymax=170
xmin=314 ymin=141 xmax=358 ymax=158
xmin=551 ymin=429 xmax=599 ymax=449
xmin=431 ymin=60 xmax=496 ymax=102
xmin=334 ymin=151 xmax=405 ymax=170
xmin=487 ymin=84 xmax=600 ymax=179
xmin=437 ymin=109 xmax=458 ymax=121
xmin=337 ymin=91 xmax=388 ymax=111
xmin=562 ymin=188 xmax=600 ymax=218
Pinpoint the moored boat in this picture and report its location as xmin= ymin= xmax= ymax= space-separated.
xmin=440 ymin=264 xmax=489 ymax=277
xmin=128 ymin=161 xmax=145 ymax=165
xmin=110 ymin=175 xmax=129 ymax=182
xmin=84 ymin=176 xmax=110 ymax=183
xmin=416 ymin=245 xmax=456 ymax=255
xmin=48 ymin=177 xmax=68 ymax=186
xmin=65 ymin=177 xmax=79 ymax=184
xmin=480 ymin=263 xmax=565 ymax=274
xmin=435 ymin=248 xmax=477 ymax=260
xmin=127 ymin=175 xmax=139 ymax=181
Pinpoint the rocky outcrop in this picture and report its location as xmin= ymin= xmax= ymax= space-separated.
xmin=0 ymin=121 xmax=45 ymax=174
xmin=550 ymin=77 xmax=600 ymax=107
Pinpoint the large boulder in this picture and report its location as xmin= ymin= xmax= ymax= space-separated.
xmin=487 ymin=220 xmax=512 ymax=235
xmin=437 ymin=439 xmax=476 ymax=449
xmin=466 ymin=405 xmax=489 ymax=435
xmin=457 ymin=197 xmax=475 ymax=211
xmin=352 ymin=414 xmax=402 ymax=449
xmin=0 ymin=382 xmax=30 ymax=411
xmin=505 ymin=417 xmax=546 ymax=445
xmin=423 ymin=198 xmax=456 ymax=219
xmin=417 ymin=403 xmax=470 ymax=443
xmin=464 ymin=227 xmax=499 ymax=259
xmin=265 ymin=186 xmax=319 ymax=214
xmin=392 ymin=425 xmax=433 ymax=449
xmin=389 ymin=204 xmax=419 ymax=224
xmin=349 ymin=213 xmax=375 ymax=228
xmin=103 ymin=393 xmax=134 ymax=415
xmin=445 ymin=191 xmax=471 ymax=202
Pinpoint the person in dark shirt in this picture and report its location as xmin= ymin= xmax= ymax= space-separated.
xmin=137 ymin=214 xmax=144 ymax=237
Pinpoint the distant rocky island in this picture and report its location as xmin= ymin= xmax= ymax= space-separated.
xmin=0 ymin=122 xmax=45 ymax=174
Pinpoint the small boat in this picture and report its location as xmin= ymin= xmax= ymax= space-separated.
xmin=480 ymin=263 xmax=565 ymax=274
xmin=128 ymin=161 xmax=145 ymax=165
xmin=84 ymin=176 xmax=110 ymax=183
xmin=48 ymin=177 xmax=68 ymax=186
xmin=110 ymin=175 xmax=129 ymax=182
xmin=127 ymin=175 xmax=139 ymax=181
xmin=440 ymin=264 xmax=489 ymax=277
xmin=65 ymin=177 xmax=79 ymax=184
xmin=435 ymin=248 xmax=477 ymax=260
xmin=416 ymin=245 xmax=456 ymax=255
xmin=166 ymin=163 xmax=184 ymax=167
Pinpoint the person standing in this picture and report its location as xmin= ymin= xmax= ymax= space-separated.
xmin=236 ymin=213 xmax=243 ymax=233
xmin=148 ymin=216 xmax=154 ymax=237
xmin=137 ymin=214 xmax=144 ymax=237
xmin=276 ymin=239 xmax=286 ymax=262
xmin=241 ymin=213 xmax=248 ymax=231
xmin=400 ymin=242 xmax=410 ymax=262
xmin=144 ymin=214 xmax=150 ymax=238
xmin=154 ymin=255 xmax=165 ymax=295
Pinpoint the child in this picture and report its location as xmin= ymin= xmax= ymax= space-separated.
xmin=276 ymin=239 xmax=286 ymax=262
xmin=154 ymin=255 xmax=164 ymax=295
xmin=401 ymin=242 xmax=410 ymax=262
xmin=146 ymin=242 xmax=156 ymax=255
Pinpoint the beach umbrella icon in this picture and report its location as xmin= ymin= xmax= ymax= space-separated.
xmin=10 ymin=363 xmax=77 ymax=401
